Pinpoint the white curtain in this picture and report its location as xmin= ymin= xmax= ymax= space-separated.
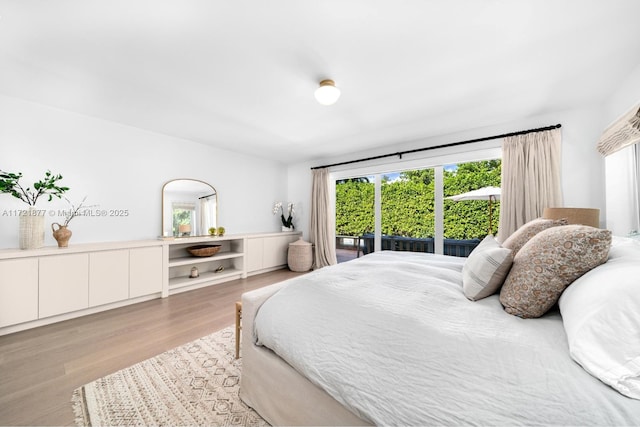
xmin=497 ymin=128 xmax=563 ymax=242
xmin=310 ymin=168 xmax=337 ymax=268
xmin=198 ymin=197 xmax=216 ymax=234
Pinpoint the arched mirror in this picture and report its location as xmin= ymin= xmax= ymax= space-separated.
xmin=162 ymin=179 xmax=217 ymax=237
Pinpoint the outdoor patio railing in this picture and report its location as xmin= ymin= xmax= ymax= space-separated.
xmin=358 ymin=234 xmax=481 ymax=257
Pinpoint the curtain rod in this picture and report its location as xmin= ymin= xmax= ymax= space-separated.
xmin=310 ymin=123 xmax=562 ymax=170
xmin=198 ymin=193 xmax=216 ymax=199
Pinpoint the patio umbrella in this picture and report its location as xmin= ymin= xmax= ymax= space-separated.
xmin=446 ymin=186 xmax=501 ymax=234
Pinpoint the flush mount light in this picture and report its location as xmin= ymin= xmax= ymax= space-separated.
xmin=314 ymin=79 xmax=341 ymax=106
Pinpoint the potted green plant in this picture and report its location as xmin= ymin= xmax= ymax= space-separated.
xmin=0 ymin=170 xmax=69 ymax=249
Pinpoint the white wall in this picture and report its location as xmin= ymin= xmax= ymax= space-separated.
xmin=2 ymin=90 xmax=626 ymax=249
xmin=0 ymin=94 xmax=288 ymax=249
xmin=287 ymin=104 xmax=609 ymax=238
xmin=603 ymin=63 xmax=640 ymax=236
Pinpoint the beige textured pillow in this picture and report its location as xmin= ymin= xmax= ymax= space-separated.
xmin=462 ymin=235 xmax=513 ymax=301
xmin=501 ymin=217 xmax=568 ymax=256
xmin=500 ymin=225 xmax=612 ymax=318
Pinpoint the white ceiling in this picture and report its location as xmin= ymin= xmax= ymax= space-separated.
xmin=1 ymin=1 xmax=639 ymax=164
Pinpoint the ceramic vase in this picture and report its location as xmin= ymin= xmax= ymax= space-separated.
xmin=51 ymin=223 xmax=72 ymax=248
xmin=19 ymin=207 xmax=45 ymax=249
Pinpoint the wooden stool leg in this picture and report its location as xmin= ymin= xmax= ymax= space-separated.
xmin=235 ymin=301 xmax=242 ymax=359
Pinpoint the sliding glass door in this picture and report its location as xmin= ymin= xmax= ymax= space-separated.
xmin=334 ymin=156 xmax=501 ymax=261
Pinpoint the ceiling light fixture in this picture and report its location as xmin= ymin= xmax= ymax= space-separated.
xmin=314 ymin=79 xmax=341 ymax=106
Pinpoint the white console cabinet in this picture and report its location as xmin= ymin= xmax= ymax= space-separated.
xmin=0 ymin=240 xmax=164 ymax=335
xmin=0 ymin=231 xmax=300 ymax=335
xmin=246 ymin=234 xmax=300 ymax=275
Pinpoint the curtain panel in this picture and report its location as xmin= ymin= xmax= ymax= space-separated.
xmin=498 ymin=128 xmax=563 ymax=241
xmin=310 ymin=168 xmax=337 ymax=268
xmin=597 ymin=105 xmax=640 ymax=157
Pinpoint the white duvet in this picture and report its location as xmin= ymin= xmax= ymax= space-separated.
xmin=254 ymin=251 xmax=640 ymax=426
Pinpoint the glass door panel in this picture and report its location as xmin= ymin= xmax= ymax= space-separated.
xmin=381 ymin=169 xmax=435 ymax=253
xmin=443 ymin=160 xmax=502 ymax=256
xmin=335 ymin=176 xmax=375 ymax=262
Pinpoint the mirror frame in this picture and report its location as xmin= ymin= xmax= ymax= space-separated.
xmin=161 ymin=178 xmax=218 ymax=238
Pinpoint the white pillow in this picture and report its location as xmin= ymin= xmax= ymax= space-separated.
xmin=559 ymin=236 xmax=640 ymax=399
xmin=462 ymin=235 xmax=513 ymax=301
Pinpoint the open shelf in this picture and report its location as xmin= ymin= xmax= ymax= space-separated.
xmin=169 ymin=268 xmax=243 ymax=289
xmin=163 ymin=232 xmax=301 ymax=297
xmin=168 ymin=251 xmax=243 ymax=267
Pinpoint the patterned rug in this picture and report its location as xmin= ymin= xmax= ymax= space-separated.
xmin=71 ymin=326 xmax=268 ymax=426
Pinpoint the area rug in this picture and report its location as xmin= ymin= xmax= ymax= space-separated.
xmin=71 ymin=326 xmax=268 ymax=426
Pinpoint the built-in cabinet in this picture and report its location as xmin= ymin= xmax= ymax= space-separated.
xmin=130 ymin=247 xmax=163 ymax=298
xmin=89 ymin=250 xmax=128 ymax=307
xmin=0 ymin=258 xmax=38 ymax=328
xmin=164 ymin=232 xmax=299 ymax=294
xmin=0 ymin=240 xmax=164 ymax=335
xmin=39 ymin=253 xmax=90 ymax=318
xmin=0 ymin=232 xmax=300 ymax=335
xmin=166 ymin=236 xmax=245 ymax=295
xmin=246 ymin=234 xmax=300 ymax=275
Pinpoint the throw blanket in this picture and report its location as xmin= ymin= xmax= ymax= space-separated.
xmin=254 ymin=251 xmax=640 ymax=426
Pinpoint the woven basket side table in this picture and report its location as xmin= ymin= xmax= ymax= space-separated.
xmin=288 ymin=238 xmax=313 ymax=272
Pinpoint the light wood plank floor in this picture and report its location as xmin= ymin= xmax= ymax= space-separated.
xmin=0 ymin=269 xmax=303 ymax=426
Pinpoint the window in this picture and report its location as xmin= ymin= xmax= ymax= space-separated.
xmin=333 ymin=149 xmax=501 ymax=261
xmin=172 ymin=202 xmax=196 ymax=236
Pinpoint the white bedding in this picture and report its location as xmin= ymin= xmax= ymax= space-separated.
xmin=254 ymin=251 xmax=640 ymax=426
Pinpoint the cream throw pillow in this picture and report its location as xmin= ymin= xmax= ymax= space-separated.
xmin=462 ymin=235 xmax=513 ymax=301
xmin=501 ymin=217 xmax=568 ymax=256
xmin=500 ymin=225 xmax=611 ymax=318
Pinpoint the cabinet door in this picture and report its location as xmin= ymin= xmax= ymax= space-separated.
xmin=246 ymin=238 xmax=264 ymax=273
xmin=130 ymin=246 xmax=163 ymax=298
xmin=39 ymin=254 xmax=89 ymax=318
xmin=89 ymin=250 xmax=129 ymax=307
xmin=263 ymin=235 xmax=294 ymax=268
xmin=0 ymin=258 xmax=38 ymax=328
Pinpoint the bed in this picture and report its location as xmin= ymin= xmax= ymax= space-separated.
xmin=239 ymin=222 xmax=640 ymax=426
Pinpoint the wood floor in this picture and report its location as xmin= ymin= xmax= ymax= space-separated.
xmin=0 ymin=269 xmax=303 ymax=426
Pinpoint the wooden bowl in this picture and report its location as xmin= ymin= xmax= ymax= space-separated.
xmin=186 ymin=245 xmax=221 ymax=257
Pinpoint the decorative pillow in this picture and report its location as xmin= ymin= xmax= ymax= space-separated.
xmin=499 ymin=225 xmax=611 ymax=318
xmin=559 ymin=237 xmax=640 ymax=399
xmin=462 ymin=235 xmax=513 ymax=301
xmin=501 ymin=217 xmax=568 ymax=256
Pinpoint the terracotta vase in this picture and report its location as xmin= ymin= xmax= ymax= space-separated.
xmin=51 ymin=223 xmax=72 ymax=248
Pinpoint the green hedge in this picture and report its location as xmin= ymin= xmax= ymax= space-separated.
xmin=335 ymin=160 xmax=501 ymax=239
